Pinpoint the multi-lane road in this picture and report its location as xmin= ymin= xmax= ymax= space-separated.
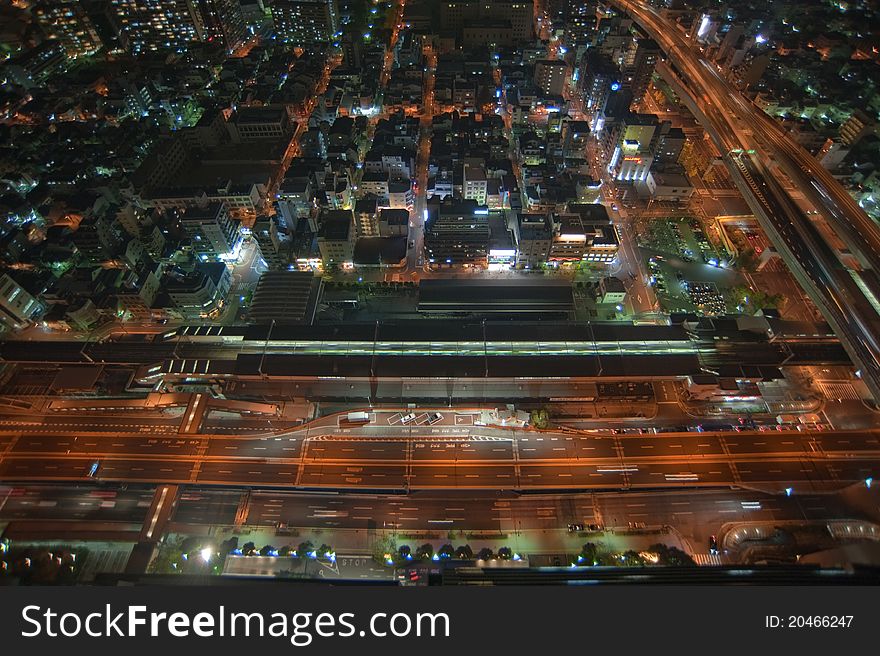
xmin=4 ymin=484 xmax=874 ymax=554
xmin=1 ymin=401 xmax=877 ymax=552
xmin=2 ymin=415 xmax=877 ymax=492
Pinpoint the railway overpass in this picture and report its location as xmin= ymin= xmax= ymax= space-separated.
xmin=0 ymin=320 xmax=851 ymax=402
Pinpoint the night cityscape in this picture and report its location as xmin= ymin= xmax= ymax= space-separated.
xmin=2 ymin=0 xmax=880 ymax=588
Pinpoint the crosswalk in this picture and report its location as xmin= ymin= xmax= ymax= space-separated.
xmin=308 ymin=434 xmax=510 ymax=443
xmin=817 ymin=382 xmax=861 ymax=401
xmin=692 ymin=553 xmax=722 ymax=566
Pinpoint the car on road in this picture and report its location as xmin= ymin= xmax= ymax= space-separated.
xmin=567 ymin=523 xmax=584 ymax=533
xmin=400 ymin=413 xmax=417 ymax=425
xmin=87 ymin=461 xmax=100 ymax=478
xmin=709 ymin=535 xmax=718 ymax=555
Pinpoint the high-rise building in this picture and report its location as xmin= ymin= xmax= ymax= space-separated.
xmin=534 ymin=59 xmax=569 ymax=96
xmin=563 ymin=0 xmax=598 ymax=47
xmin=4 ymin=40 xmax=67 ymax=88
xmin=514 ymin=213 xmax=553 ymax=269
xmin=424 ymin=198 xmax=490 ymax=267
xmin=629 ymin=38 xmax=660 ymax=102
xmin=195 ymin=0 xmax=247 ymax=51
xmin=33 ymin=1 xmax=103 ymax=58
xmin=463 ymin=160 xmax=488 ymax=206
xmin=577 ymin=51 xmax=620 ymax=131
xmin=607 ymin=113 xmax=661 ymax=182
xmin=179 ymin=202 xmax=241 ymax=261
xmin=439 ymin=1 xmax=532 ymax=43
xmin=72 ymin=215 xmax=125 ymax=263
xmin=317 ymin=210 xmax=355 ymax=265
xmin=840 ymin=109 xmax=877 ymax=146
xmin=494 ymin=1 xmax=533 ymax=43
xmin=272 ymin=0 xmax=339 ymax=45
xmin=654 ymin=124 xmax=686 ymax=165
xmin=110 ymin=0 xmax=205 ymax=54
xmin=0 ymin=274 xmax=43 ymax=332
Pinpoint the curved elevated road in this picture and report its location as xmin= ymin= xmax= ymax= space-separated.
xmin=611 ymin=0 xmax=880 ymax=400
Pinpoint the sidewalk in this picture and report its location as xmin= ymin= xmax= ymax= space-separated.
xmin=165 ymin=524 xmax=692 ymax=561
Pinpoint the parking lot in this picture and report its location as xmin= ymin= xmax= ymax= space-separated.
xmin=387 ymin=411 xmax=447 ymax=427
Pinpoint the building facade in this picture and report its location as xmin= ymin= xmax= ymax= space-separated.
xmin=272 ymin=0 xmax=339 ymax=44
xmin=179 ymin=202 xmax=241 ymax=261
xmin=33 ymin=1 xmax=103 ymax=58
xmin=111 ymin=0 xmax=205 ymax=54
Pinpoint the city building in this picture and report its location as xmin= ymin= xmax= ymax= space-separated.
xmin=513 ymin=213 xmax=552 ymax=269
xmin=561 ymin=120 xmax=590 ymax=156
xmin=33 ymin=1 xmax=103 ymax=58
xmin=248 ymin=271 xmax=321 ymax=324
xmin=628 ymin=38 xmax=660 ymax=103
xmin=549 ymin=205 xmax=619 ymax=265
xmin=253 ymin=215 xmax=292 ymax=270
xmin=463 ymin=160 xmax=488 ymax=206
xmin=179 ymin=202 xmax=241 ymax=261
xmin=165 ymin=262 xmax=231 ymax=319
xmin=72 ymin=215 xmax=125 ymax=264
xmin=461 ymin=23 xmax=513 ymax=49
xmin=608 ymin=113 xmax=660 ymax=182
xmin=110 ymin=0 xmax=205 ymax=54
xmin=379 ymin=209 xmax=409 ymax=237
xmin=0 ymin=274 xmax=43 ymax=332
xmin=839 ymin=109 xmax=878 ymax=146
xmin=655 ymin=125 xmax=686 ymax=165
xmin=277 ymin=173 xmax=315 ymax=225
xmin=272 ymin=0 xmax=340 ymax=45
xmin=637 ymin=170 xmax=695 ymax=202
xmin=354 ymin=197 xmax=380 ymax=237
xmin=440 ymin=0 xmax=532 ymax=42
xmin=534 ymin=59 xmax=569 ymax=96
xmin=358 ymin=171 xmax=390 ymax=199
xmin=317 ymin=210 xmax=355 ymax=265
xmin=230 ymin=107 xmax=294 ymax=142
xmin=599 ymin=277 xmax=627 ymax=305
xmin=424 ymin=198 xmax=490 ymax=268
xmin=577 ymin=51 xmax=620 ymax=131
xmin=195 ymin=0 xmax=248 ymax=52
xmin=386 ymin=181 xmax=414 ymax=211
xmin=3 ymin=40 xmax=67 ymax=88
xmin=117 ymin=266 xmax=162 ymax=321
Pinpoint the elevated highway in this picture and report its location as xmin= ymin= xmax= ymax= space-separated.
xmin=611 ymin=0 xmax=880 ymax=400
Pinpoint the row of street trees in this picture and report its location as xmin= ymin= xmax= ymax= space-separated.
xmin=388 ymin=543 xmax=518 ymax=565
xmin=577 ymin=542 xmax=695 ymax=567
